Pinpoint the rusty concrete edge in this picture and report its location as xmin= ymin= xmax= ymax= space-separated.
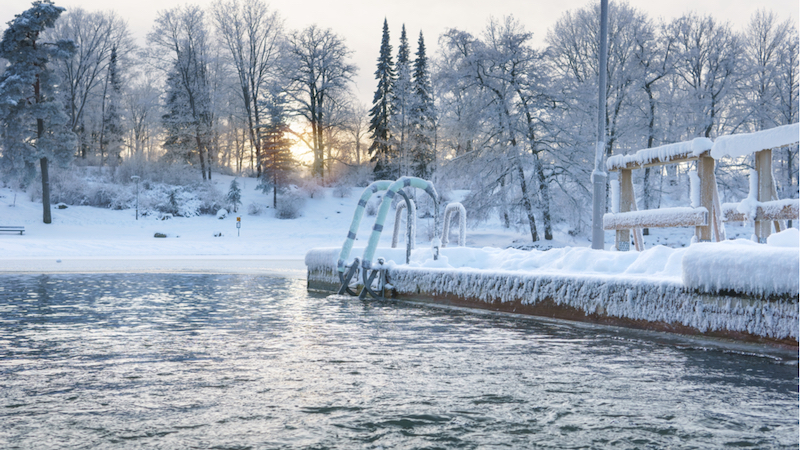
xmin=308 ymin=268 xmax=799 ymax=351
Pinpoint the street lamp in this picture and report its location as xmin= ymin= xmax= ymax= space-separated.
xmin=131 ymin=175 xmax=140 ymax=220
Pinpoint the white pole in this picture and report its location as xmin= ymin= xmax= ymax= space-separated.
xmin=591 ymin=0 xmax=609 ymax=250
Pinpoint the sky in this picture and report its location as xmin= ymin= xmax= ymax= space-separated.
xmin=1 ymin=0 xmax=798 ymax=106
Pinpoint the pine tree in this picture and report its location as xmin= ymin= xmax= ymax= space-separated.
xmin=409 ymin=31 xmax=436 ymax=180
xmin=368 ymin=19 xmax=396 ymax=180
xmin=0 ymin=0 xmax=77 ymax=224
xmin=391 ymin=25 xmax=413 ymax=177
xmin=227 ymin=178 xmax=242 ymax=212
xmin=101 ymin=45 xmax=124 ymax=166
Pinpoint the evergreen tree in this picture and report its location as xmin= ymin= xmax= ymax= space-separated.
xmin=161 ymin=68 xmax=197 ymax=164
xmin=368 ymin=19 xmax=396 ymax=180
xmin=0 ymin=0 xmax=77 ymax=224
xmin=101 ymin=45 xmax=124 ymax=166
xmin=391 ymin=25 xmax=413 ymax=177
xmin=227 ymin=178 xmax=242 ymax=212
xmin=409 ymin=31 xmax=436 ymax=180
xmin=259 ymin=87 xmax=295 ymax=208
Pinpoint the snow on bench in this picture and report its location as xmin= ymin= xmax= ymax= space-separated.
xmin=604 ymin=207 xmax=708 ymax=231
xmin=722 ymin=199 xmax=800 ymax=222
xmin=710 ymin=123 xmax=799 ymax=159
xmin=682 ymin=236 xmax=799 ymax=298
xmin=0 ymin=226 xmax=25 ymax=235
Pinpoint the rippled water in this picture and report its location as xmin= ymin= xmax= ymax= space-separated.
xmin=0 ymin=274 xmax=797 ymax=449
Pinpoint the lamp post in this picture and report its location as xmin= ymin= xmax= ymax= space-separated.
xmin=131 ymin=175 xmax=140 ymax=220
xmin=591 ymin=0 xmax=609 ymax=250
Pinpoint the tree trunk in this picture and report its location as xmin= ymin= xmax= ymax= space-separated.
xmin=196 ymin=134 xmax=207 ymax=181
xmin=40 ymin=157 xmax=52 ymax=224
xmin=531 ymin=151 xmax=552 ymax=240
xmin=516 ymin=164 xmax=539 ymax=242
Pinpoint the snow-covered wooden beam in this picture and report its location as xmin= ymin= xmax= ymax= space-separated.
xmin=721 ymin=200 xmax=799 ymax=222
xmin=710 ymin=123 xmax=799 ymax=160
xmin=606 ymin=138 xmax=713 ymax=172
xmin=603 ymin=207 xmax=708 ymax=231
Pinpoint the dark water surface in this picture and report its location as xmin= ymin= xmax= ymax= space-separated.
xmin=0 ymin=274 xmax=797 ymax=449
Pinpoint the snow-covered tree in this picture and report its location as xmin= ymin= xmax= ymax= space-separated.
xmin=161 ymin=69 xmax=197 ymax=164
xmin=227 ymin=178 xmax=242 ymax=212
xmin=368 ymin=19 xmax=396 ymax=180
xmin=49 ymin=8 xmax=132 ymax=160
xmin=668 ymin=13 xmax=742 ymax=138
xmin=148 ymin=5 xmax=216 ymax=180
xmin=101 ymin=45 xmax=124 ymax=166
xmin=0 ymin=0 xmax=77 ymax=224
xmin=409 ymin=31 xmax=436 ymax=180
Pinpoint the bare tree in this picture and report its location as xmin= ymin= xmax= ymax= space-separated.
xmin=211 ymin=0 xmax=283 ymax=179
xmin=283 ymin=25 xmax=356 ymax=180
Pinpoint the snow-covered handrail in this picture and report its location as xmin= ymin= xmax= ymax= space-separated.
xmin=362 ymin=177 xmax=439 ymax=270
xmin=337 ymin=180 xmax=393 ymax=273
xmin=710 ymin=123 xmax=799 ymax=160
xmin=606 ymin=138 xmax=713 ymax=172
xmin=391 ymin=198 xmax=416 ymax=250
xmin=442 ymin=202 xmax=466 ymax=247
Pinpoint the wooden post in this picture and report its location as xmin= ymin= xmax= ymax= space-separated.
xmin=615 ymin=169 xmax=634 ymax=251
xmin=695 ymin=156 xmax=715 ymax=242
xmin=755 ymin=149 xmax=773 ymax=242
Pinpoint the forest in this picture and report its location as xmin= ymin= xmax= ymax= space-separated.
xmin=0 ymin=0 xmax=797 ymax=239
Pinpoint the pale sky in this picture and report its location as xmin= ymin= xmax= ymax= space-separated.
xmin=2 ymin=0 xmax=798 ymax=106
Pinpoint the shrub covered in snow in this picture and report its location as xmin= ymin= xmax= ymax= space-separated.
xmin=332 ymin=182 xmax=351 ymax=198
xmin=247 ymin=202 xmax=266 ymax=216
xmin=300 ymin=179 xmax=324 ymax=198
xmin=275 ymin=191 xmax=305 ymax=219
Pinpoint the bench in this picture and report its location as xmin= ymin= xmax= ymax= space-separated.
xmin=0 ymin=226 xmax=25 ymax=235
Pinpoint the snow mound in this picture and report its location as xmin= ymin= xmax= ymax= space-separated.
xmin=682 ymin=240 xmax=799 ymax=297
xmin=767 ymin=228 xmax=799 ymax=248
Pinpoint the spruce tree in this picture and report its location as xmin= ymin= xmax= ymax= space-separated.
xmin=259 ymin=87 xmax=294 ymax=208
xmin=391 ymin=25 xmax=413 ymax=177
xmin=410 ymin=31 xmax=436 ymax=180
xmin=102 ymin=45 xmax=124 ymax=166
xmin=0 ymin=0 xmax=77 ymax=224
xmin=227 ymin=178 xmax=242 ymax=213
xmin=161 ymin=68 xmax=197 ymax=164
xmin=368 ymin=19 xmax=396 ymax=180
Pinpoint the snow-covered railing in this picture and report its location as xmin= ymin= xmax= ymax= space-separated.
xmin=441 ymin=202 xmax=466 ymax=248
xmin=606 ymin=138 xmax=713 ymax=172
xmin=722 ymin=200 xmax=799 ymax=223
xmin=392 ymin=198 xmax=416 ymax=250
xmin=711 ymin=125 xmax=800 ymax=242
xmin=605 ymin=137 xmax=722 ymax=251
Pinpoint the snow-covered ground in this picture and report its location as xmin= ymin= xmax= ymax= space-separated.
xmin=1 ymin=172 xmax=797 ymax=293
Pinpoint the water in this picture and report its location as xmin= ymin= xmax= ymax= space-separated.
xmin=1 ymin=274 xmax=797 ymax=449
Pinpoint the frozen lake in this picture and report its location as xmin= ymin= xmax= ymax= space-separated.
xmin=1 ymin=274 xmax=797 ymax=448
